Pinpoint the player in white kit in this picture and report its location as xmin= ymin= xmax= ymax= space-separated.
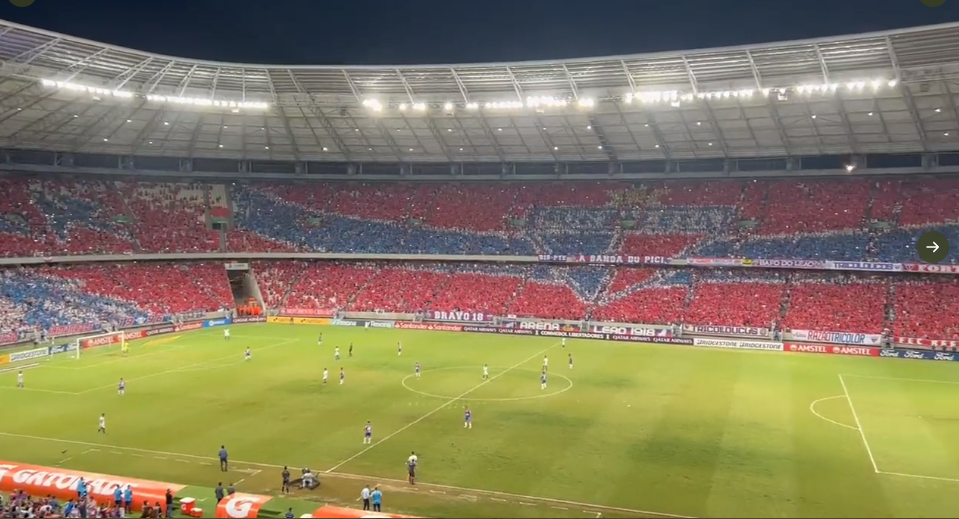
xmin=117 ymin=378 xmax=125 ymax=396
xmin=224 ymin=329 xmax=230 ymax=340
xmin=323 ymin=368 xmax=329 ymax=384
xmin=335 ymin=347 xmax=340 ymax=361
xmin=414 ymin=362 xmax=421 ymax=379
xmin=482 ymin=364 xmax=489 ymax=380
xmin=397 ymin=342 xmax=402 ymax=356
xmin=562 ymin=338 xmax=566 ymax=348
xmin=244 ymin=347 xmax=251 ymax=360
xmin=363 ymin=421 xmax=373 ymax=444
xmin=98 ymin=413 xmax=106 ymax=434
xmin=543 ymin=355 xmax=548 ymax=371
xmin=17 ymin=371 xmax=23 ymax=388
xmin=339 ymin=367 xmax=345 ymax=385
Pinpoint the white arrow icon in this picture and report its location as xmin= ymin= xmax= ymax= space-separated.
xmin=927 ymin=242 xmax=940 ymax=253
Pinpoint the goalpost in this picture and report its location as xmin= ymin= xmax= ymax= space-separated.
xmin=73 ymin=330 xmax=127 ymax=359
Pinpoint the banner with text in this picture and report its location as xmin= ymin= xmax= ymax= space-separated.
xmin=790 ymin=329 xmax=882 ymax=346
xmin=49 ymin=323 xmax=99 ymax=336
xmin=687 ymin=257 xmax=750 ymax=267
xmin=752 ymin=258 xmax=828 ymax=270
xmin=427 ymin=310 xmax=493 ymax=323
xmin=267 ymin=316 xmax=330 ymax=326
xmin=693 ymin=338 xmax=784 ymax=351
xmin=538 ymin=254 xmax=671 ymax=265
xmin=895 ymin=336 xmax=959 ymax=348
xmin=685 ymin=324 xmax=769 ymax=338
xmin=203 ymin=318 xmax=231 ymax=328
xmin=9 ymin=347 xmax=49 ymax=363
xmin=902 ymin=263 xmax=959 ymax=275
xmin=588 ymin=324 xmax=673 ymax=337
xmin=826 ymin=261 xmax=902 ymax=272
xmin=395 ymin=322 xmax=465 ymax=332
xmin=880 ymin=349 xmax=959 ymax=361
xmin=278 ymin=308 xmax=335 ymax=317
xmin=0 ymin=462 xmax=184 ymax=513
xmin=232 ymin=316 xmax=267 ymax=324
xmin=784 ymin=343 xmax=879 ymax=356
xmin=48 ymin=343 xmax=79 ymax=355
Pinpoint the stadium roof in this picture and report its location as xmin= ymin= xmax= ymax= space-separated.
xmin=2 ymin=19 xmax=959 ymax=164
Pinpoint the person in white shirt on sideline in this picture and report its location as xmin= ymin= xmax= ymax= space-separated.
xmin=360 ymin=485 xmax=371 ymax=511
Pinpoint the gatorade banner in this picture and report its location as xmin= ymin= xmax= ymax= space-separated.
xmin=311 ymin=505 xmax=418 ymax=518
xmin=0 ymin=354 xmax=8 ymax=365
xmin=215 ymin=493 xmax=273 ymax=518
xmin=0 ymin=462 xmax=184 ymax=512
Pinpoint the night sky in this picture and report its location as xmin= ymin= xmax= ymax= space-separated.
xmin=1 ymin=0 xmax=959 ymax=65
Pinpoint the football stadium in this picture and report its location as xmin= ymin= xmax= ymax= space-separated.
xmin=2 ymin=15 xmax=959 ymax=518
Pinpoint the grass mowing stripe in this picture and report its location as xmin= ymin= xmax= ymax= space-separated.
xmin=324 ymin=342 xmax=560 ymax=473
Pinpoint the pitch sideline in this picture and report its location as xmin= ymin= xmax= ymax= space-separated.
xmin=0 ymin=430 xmax=690 ymax=518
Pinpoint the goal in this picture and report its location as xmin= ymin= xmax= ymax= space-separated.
xmin=73 ymin=331 xmax=127 ymax=359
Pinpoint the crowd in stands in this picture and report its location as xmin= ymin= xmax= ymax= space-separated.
xmin=2 ymin=175 xmax=959 ymax=339
xmin=1 ymin=258 xmax=959 ymax=339
xmin=0 ymin=176 xmax=957 ymax=262
xmin=263 ymin=261 xmax=955 ymax=338
xmin=0 ymin=263 xmax=233 ymax=334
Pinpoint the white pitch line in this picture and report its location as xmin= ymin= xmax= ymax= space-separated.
xmin=325 ymin=343 xmax=560 ymax=473
xmin=841 ymin=374 xmax=959 ymax=386
xmin=0 ymin=430 xmax=689 ymax=518
xmin=809 ymin=396 xmax=858 ymax=431
xmin=56 ymin=457 xmax=73 ymax=465
xmin=839 ymin=374 xmax=880 ymax=473
xmin=74 ymin=338 xmax=297 ymax=394
xmin=80 ymin=449 xmax=100 ymax=455
xmin=551 ymin=506 xmax=569 ymax=510
xmin=518 ymin=502 xmax=536 ymax=506
xmin=878 ymin=470 xmax=959 ymax=483
xmin=0 ymin=386 xmax=76 ymax=395
xmin=235 ymin=478 xmax=246 ymax=485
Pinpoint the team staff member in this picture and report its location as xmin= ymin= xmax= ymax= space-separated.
xmin=361 ymin=485 xmax=371 ymax=510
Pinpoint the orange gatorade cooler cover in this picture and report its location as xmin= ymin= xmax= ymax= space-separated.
xmin=0 ymin=461 xmax=184 ymax=512
xmin=214 ymin=493 xmax=274 ymax=518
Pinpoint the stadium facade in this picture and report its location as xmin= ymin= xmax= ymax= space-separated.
xmin=1 ymin=19 xmax=959 ymax=177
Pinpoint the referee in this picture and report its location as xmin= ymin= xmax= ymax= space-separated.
xmin=360 ymin=485 xmax=371 ymax=510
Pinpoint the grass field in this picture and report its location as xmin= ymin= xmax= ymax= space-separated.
xmin=4 ymin=323 xmax=959 ymax=517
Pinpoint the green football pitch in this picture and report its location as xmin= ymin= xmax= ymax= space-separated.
xmin=3 ymin=323 xmax=959 ymax=518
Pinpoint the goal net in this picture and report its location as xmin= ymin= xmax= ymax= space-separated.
xmin=74 ymin=330 xmax=127 ymax=359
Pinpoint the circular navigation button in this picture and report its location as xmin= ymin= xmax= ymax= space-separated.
xmin=917 ymin=231 xmax=949 ymax=264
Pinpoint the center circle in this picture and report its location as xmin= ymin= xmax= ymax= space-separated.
xmin=401 ymin=365 xmax=573 ymax=402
